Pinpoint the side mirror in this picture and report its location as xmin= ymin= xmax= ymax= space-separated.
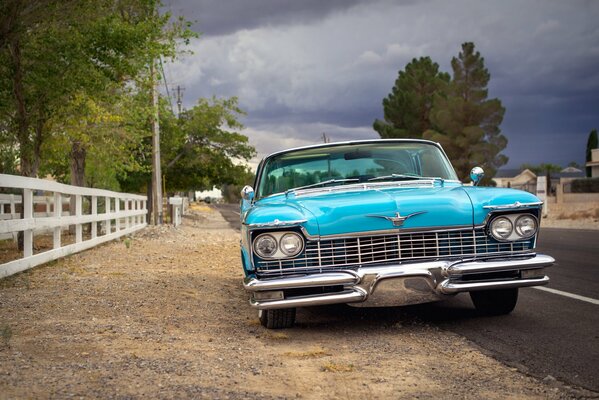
xmin=470 ymin=167 xmax=485 ymax=186
xmin=241 ymin=185 xmax=255 ymax=201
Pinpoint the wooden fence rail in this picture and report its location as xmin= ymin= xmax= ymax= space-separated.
xmin=0 ymin=174 xmax=147 ymax=279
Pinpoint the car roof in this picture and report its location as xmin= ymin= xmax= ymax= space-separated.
xmin=262 ymin=138 xmax=441 ymax=160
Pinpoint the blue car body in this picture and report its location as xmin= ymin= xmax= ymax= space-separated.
xmin=239 ymin=139 xmax=553 ymax=328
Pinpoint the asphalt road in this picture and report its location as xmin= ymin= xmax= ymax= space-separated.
xmin=213 ymin=203 xmax=599 ymax=393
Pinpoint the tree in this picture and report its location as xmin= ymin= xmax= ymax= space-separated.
xmin=0 ymin=0 xmax=194 ymax=182
xmin=520 ymin=163 xmax=562 ymax=195
xmin=373 ymin=57 xmax=449 ymax=139
xmin=119 ymin=97 xmax=256 ymax=194
xmin=586 ymin=129 xmax=598 ymax=177
xmin=424 ymin=42 xmax=507 ymax=183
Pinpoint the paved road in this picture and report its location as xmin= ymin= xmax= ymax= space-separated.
xmin=213 ymin=203 xmax=599 ymax=392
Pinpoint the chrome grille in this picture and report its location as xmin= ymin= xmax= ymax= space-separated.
xmin=255 ymin=228 xmax=535 ymax=277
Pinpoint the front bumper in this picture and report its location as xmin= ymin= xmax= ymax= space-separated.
xmin=244 ymin=254 xmax=554 ymax=309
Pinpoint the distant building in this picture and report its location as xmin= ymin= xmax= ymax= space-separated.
xmin=493 ymin=169 xmax=537 ymax=194
xmin=586 ymin=149 xmax=599 ymax=177
xmin=551 ymin=167 xmax=585 ymax=194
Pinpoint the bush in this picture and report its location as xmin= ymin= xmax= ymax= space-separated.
xmin=571 ymin=178 xmax=599 ymax=193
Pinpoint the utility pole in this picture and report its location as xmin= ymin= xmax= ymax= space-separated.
xmin=175 ymin=85 xmax=185 ymax=117
xmin=151 ymin=61 xmax=163 ymax=225
xmin=321 ymin=133 xmax=330 ymax=143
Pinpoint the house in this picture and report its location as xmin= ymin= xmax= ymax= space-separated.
xmin=586 ymin=148 xmax=599 ymax=177
xmin=493 ymin=169 xmax=537 ymax=194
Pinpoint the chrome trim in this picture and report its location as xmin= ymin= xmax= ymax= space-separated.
xmin=439 ymin=276 xmax=549 ymax=294
xmin=366 ymin=211 xmax=427 ymax=227
xmin=246 ymin=254 xmax=554 ymax=309
xmin=244 ymin=272 xmax=359 ymax=292
xmin=483 ymin=201 xmax=543 ymax=210
xmin=246 ymin=219 xmax=307 ymax=228
xmin=290 ymin=180 xmax=436 ymax=198
xmin=300 ymin=224 xmax=475 ymax=241
xmin=249 ymin=288 xmax=367 ymax=309
xmin=446 ymin=254 xmax=554 ymax=276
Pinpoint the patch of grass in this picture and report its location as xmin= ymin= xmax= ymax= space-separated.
xmin=123 ymin=237 xmax=132 ymax=249
xmin=0 ymin=272 xmax=30 ymax=290
xmin=321 ymin=362 xmax=355 ymax=373
xmin=1 ymin=323 xmax=13 ymax=347
xmin=283 ymin=347 xmax=331 ymax=359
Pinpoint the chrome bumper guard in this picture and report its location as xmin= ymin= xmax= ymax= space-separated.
xmin=244 ymin=254 xmax=554 ymax=310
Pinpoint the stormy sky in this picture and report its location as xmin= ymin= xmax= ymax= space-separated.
xmin=162 ymin=0 xmax=599 ymax=170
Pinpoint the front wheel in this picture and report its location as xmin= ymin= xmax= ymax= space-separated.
xmin=470 ymin=288 xmax=518 ymax=316
xmin=258 ymin=308 xmax=296 ymax=329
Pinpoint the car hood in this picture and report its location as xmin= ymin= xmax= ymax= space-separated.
xmin=245 ymin=185 xmax=474 ymax=237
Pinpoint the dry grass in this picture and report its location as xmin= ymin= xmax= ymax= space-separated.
xmin=321 ymin=362 xmax=355 ymax=373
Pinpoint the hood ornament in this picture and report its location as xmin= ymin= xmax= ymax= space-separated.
xmin=367 ymin=211 xmax=427 ymax=227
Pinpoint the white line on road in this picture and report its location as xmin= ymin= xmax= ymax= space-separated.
xmin=532 ymin=286 xmax=599 ymax=305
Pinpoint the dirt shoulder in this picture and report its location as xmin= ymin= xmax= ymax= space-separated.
xmin=0 ymin=207 xmax=586 ymax=399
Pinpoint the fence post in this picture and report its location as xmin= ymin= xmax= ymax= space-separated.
xmin=53 ymin=192 xmax=61 ymax=249
xmin=124 ymin=198 xmax=129 ymax=229
xmin=75 ymin=195 xmax=82 ymax=243
xmin=105 ymin=196 xmax=111 ymax=234
xmin=91 ymin=196 xmax=97 ymax=239
xmin=115 ymin=198 xmax=120 ymax=232
xmin=10 ymin=194 xmax=15 ymax=216
xmin=23 ymin=189 xmax=33 ymax=258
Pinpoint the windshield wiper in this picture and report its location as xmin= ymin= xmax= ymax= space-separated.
xmin=286 ymin=178 xmax=359 ymax=195
xmin=368 ymin=174 xmax=444 ymax=182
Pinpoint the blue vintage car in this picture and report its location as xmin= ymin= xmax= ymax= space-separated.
xmin=240 ymin=139 xmax=554 ymax=328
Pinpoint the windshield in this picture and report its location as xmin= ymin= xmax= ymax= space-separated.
xmin=257 ymin=142 xmax=458 ymax=198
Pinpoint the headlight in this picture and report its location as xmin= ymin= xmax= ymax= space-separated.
xmin=279 ymin=232 xmax=304 ymax=256
xmin=253 ymin=234 xmax=278 ymax=258
xmin=490 ymin=217 xmax=513 ymax=240
xmin=515 ymin=215 xmax=538 ymax=238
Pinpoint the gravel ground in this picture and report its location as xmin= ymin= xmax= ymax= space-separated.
xmin=0 ymin=206 xmax=588 ymax=399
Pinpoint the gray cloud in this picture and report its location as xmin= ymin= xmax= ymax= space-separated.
xmin=163 ymin=0 xmax=373 ymax=37
xmin=163 ymin=0 xmax=599 ymax=169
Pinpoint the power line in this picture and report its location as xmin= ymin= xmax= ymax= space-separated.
xmin=158 ymin=57 xmax=174 ymax=114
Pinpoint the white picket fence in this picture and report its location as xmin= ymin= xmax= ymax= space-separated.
xmin=0 ymin=174 xmax=147 ymax=279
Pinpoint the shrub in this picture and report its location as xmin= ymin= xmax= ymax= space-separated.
xmin=571 ymin=178 xmax=599 ymax=193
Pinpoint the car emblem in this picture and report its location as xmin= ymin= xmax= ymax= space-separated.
xmin=367 ymin=211 xmax=427 ymax=227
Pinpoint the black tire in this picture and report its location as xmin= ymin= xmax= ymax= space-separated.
xmin=470 ymin=288 xmax=519 ymax=316
xmin=258 ymin=308 xmax=296 ymax=329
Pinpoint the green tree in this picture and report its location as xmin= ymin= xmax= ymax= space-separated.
xmin=586 ymin=128 xmax=598 ymax=177
xmin=0 ymin=0 xmax=194 ymax=182
xmin=373 ymin=57 xmax=449 ymax=138
xmin=119 ymin=97 xmax=256 ymax=194
xmin=424 ymin=42 xmax=507 ymax=183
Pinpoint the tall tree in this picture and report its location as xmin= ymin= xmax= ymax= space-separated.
xmin=0 ymin=0 xmax=194 ymax=181
xmin=586 ymin=128 xmax=598 ymax=177
xmin=373 ymin=57 xmax=449 ymax=138
xmin=424 ymin=42 xmax=507 ymax=182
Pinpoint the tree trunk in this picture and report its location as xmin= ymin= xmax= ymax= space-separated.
xmin=9 ymin=36 xmax=32 ymax=178
xmin=70 ymin=140 xmax=86 ymax=188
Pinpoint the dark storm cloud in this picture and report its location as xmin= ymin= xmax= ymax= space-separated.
xmin=165 ymin=0 xmax=599 ymax=166
xmin=163 ymin=0 xmax=373 ymax=36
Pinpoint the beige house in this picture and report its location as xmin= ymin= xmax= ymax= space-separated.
xmin=493 ymin=169 xmax=537 ymax=194
xmin=586 ymin=148 xmax=599 ymax=177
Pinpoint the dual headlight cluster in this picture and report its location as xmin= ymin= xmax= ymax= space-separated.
xmin=253 ymin=231 xmax=305 ymax=259
xmin=489 ymin=213 xmax=538 ymax=241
